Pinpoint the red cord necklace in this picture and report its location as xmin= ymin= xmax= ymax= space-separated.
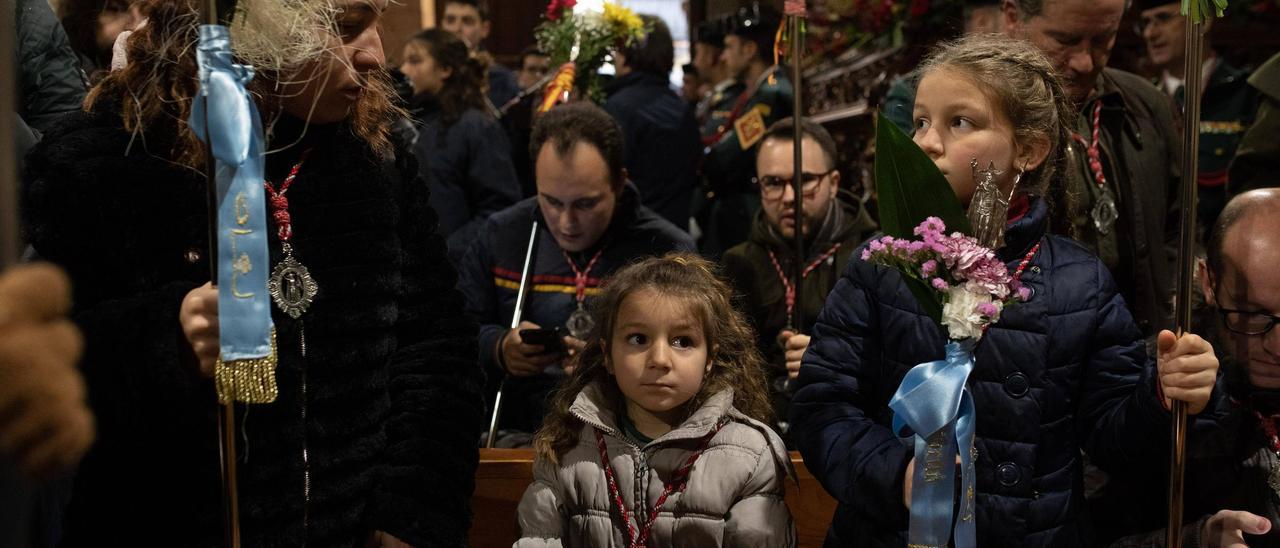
xmin=981 ymin=242 xmax=1041 ymax=335
xmin=264 ymin=154 xmax=318 ymax=319
xmin=1253 ymin=410 xmax=1280 ymax=495
xmin=1071 ymin=100 xmax=1119 ymax=235
xmin=767 ymin=243 xmax=842 ymax=328
xmin=595 ymin=420 xmax=724 ymax=547
xmin=563 ymin=249 xmax=604 ymax=339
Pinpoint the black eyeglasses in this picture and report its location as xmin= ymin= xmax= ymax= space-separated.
xmin=1134 ymin=11 xmax=1181 ymax=35
xmin=754 ymin=170 xmax=833 ymax=199
xmin=1219 ymin=307 xmax=1280 ymax=336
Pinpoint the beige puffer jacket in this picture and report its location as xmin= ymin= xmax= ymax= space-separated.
xmin=515 ymin=384 xmax=797 ymax=547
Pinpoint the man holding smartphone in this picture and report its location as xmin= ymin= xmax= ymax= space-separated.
xmin=458 ymin=103 xmax=695 ymax=436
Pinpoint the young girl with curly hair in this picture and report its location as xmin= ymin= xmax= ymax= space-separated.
xmin=516 ymin=253 xmax=796 ymax=547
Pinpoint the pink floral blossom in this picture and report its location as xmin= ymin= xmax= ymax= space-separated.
xmin=920 ymin=259 xmax=937 ymax=276
xmin=976 ymin=301 xmax=1000 ymax=317
xmin=931 ymin=278 xmax=949 ymax=290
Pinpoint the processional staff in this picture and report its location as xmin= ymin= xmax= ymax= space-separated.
xmin=1167 ymin=1 xmax=1227 ymax=546
xmin=191 ymin=0 xmax=284 ymax=545
xmin=785 ymin=0 xmax=808 ymax=333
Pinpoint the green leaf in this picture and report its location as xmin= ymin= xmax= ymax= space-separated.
xmin=872 ymin=112 xmax=971 ymax=325
xmin=874 ymin=112 xmax=972 ymax=240
xmin=1182 ymin=0 xmax=1228 ymax=23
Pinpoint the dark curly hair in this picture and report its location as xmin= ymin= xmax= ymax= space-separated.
xmin=533 ymin=253 xmax=775 ymax=463
xmin=405 ymin=28 xmax=490 ymax=131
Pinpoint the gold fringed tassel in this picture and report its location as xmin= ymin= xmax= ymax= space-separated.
xmin=214 ymin=329 xmax=279 ymax=404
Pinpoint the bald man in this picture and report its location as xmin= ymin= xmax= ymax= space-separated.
xmin=1115 ymin=189 xmax=1280 ymax=547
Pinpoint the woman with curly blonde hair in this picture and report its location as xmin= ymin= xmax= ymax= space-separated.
xmin=516 ymin=253 xmax=796 ymax=547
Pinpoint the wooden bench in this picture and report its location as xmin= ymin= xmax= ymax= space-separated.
xmin=471 ymin=448 xmax=837 ymax=546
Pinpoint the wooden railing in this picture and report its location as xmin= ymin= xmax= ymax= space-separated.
xmin=471 ymin=449 xmax=837 ymax=547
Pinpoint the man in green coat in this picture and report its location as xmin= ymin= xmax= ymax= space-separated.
xmin=1135 ymin=0 xmax=1259 ymax=235
xmin=1229 ymin=51 xmax=1280 ymax=196
xmin=699 ymin=4 xmax=794 ymax=256
xmin=722 ymin=118 xmax=876 ymax=424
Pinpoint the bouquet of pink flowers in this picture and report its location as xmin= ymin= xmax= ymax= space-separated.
xmin=862 ymin=217 xmax=1029 ymax=341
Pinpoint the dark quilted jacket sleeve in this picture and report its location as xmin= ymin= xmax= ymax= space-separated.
xmin=368 ymin=143 xmax=484 ymax=547
xmin=789 ymin=260 xmax=912 ymax=529
xmin=1076 ymin=256 xmax=1171 ymax=472
xmin=16 ymin=0 xmax=87 ymax=134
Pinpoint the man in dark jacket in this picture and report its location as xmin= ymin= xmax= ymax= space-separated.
xmin=441 ymin=0 xmax=518 ymax=110
xmin=721 ymin=118 xmax=875 ymax=422
xmin=458 ymin=103 xmax=695 ymax=435
xmin=1228 ymin=52 xmax=1280 ymax=196
xmin=1108 ymin=189 xmax=1280 ymax=547
xmin=1135 ymin=0 xmax=1258 ymax=237
xmin=1006 ymin=0 xmax=1182 ymax=338
xmin=14 ymin=0 xmax=86 ymax=135
xmin=604 ymin=15 xmax=701 ymax=231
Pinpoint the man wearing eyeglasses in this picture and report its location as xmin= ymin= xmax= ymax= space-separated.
xmin=1134 ymin=0 xmax=1258 ymax=238
xmin=721 ymin=118 xmax=876 ymax=424
xmin=1113 ymin=189 xmax=1280 ymax=547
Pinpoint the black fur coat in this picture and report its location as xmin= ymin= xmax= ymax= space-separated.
xmin=22 ymin=104 xmax=484 ymax=547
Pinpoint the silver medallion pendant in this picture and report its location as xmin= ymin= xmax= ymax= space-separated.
xmin=566 ymin=306 xmax=595 ymax=340
xmin=1269 ymin=454 xmax=1280 ymax=496
xmin=1091 ymin=189 xmax=1119 ymax=235
xmin=269 ymin=247 xmax=319 ymax=319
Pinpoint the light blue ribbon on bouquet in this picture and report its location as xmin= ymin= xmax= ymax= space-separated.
xmin=189 ymin=25 xmax=273 ymax=365
xmin=888 ymin=339 xmax=978 ymax=548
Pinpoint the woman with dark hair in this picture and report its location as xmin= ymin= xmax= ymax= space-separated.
xmin=399 ymin=28 xmax=521 ymax=262
xmin=22 ymin=0 xmax=484 ymax=545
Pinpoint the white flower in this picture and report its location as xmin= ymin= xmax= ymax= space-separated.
xmin=941 ymin=287 xmax=993 ymax=341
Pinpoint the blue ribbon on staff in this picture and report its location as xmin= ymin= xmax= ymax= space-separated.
xmin=888 ymin=339 xmax=978 ymax=548
xmin=190 ymin=24 xmax=277 ymax=404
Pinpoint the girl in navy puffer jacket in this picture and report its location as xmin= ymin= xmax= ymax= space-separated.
xmin=789 ymin=35 xmax=1221 ymax=547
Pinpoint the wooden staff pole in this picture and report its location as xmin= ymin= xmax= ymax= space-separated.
xmin=788 ymin=4 xmax=806 ymax=332
xmin=198 ymin=1 xmax=242 ymax=546
xmin=1165 ymin=10 xmax=1206 ymax=548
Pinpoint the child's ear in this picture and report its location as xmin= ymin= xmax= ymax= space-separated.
xmin=1015 ymin=134 xmax=1052 ymax=174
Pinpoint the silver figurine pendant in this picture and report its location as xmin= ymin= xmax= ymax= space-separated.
xmin=269 ymin=243 xmax=319 ymax=319
xmin=967 ymin=159 xmax=1014 ymax=250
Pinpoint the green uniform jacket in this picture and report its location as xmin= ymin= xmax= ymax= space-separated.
xmin=1228 ymin=52 xmax=1280 ymax=195
xmin=702 ymin=68 xmax=795 ymax=195
xmin=1173 ymin=60 xmax=1259 ymax=230
xmin=700 ymin=80 xmax=747 ymax=137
